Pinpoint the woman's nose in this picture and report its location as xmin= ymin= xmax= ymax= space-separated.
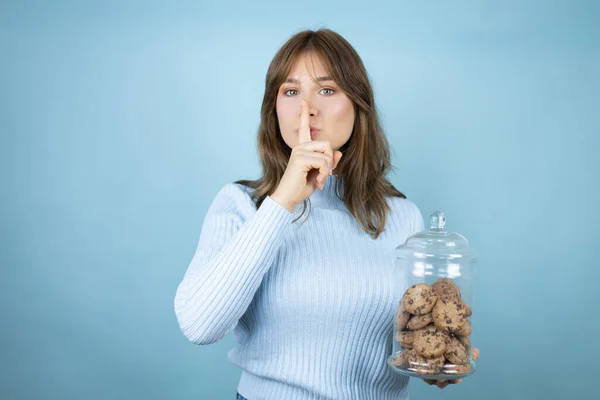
xmin=302 ymin=97 xmax=319 ymax=117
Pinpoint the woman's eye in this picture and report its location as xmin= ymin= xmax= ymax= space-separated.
xmin=282 ymin=88 xmax=335 ymax=97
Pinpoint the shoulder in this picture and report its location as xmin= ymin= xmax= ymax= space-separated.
xmin=387 ymin=196 xmax=421 ymax=218
xmin=206 ymin=182 xmax=258 ymax=221
xmin=387 ymin=196 xmax=425 ymax=235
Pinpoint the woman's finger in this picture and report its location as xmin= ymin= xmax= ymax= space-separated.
xmin=296 ymin=154 xmax=334 ymax=189
xmin=294 ymin=148 xmax=332 ymax=188
xmin=436 ymin=381 xmax=450 ymax=389
xmin=298 ymin=99 xmax=311 ymax=144
xmin=424 ymin=379 xmax=453 ymax=389
xmin=297 ymin=141 xmax=334 ymax=171
xmin=295 ymin=140 xmax=336 ymax=187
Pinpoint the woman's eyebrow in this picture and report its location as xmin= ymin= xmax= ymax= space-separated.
xmin=284 ymin=76 xmax=334 ymax=84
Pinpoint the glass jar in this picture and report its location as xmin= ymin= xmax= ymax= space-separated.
xmin=387 ymin=211 xmax=478 ymax=380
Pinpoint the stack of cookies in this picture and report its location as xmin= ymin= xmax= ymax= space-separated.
xmin=390 ymin=278 xmax=473 ymax=376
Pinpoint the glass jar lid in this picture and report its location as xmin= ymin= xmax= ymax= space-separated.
xmin=396 ymin=211 xmax=478 ymax=261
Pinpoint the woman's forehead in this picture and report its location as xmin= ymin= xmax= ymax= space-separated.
xmin=285 ymin=53 xmax=334 ymax=83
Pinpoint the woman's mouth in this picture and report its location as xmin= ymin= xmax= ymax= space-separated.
xmin=310 ymin=129 xmax=320 ymax=138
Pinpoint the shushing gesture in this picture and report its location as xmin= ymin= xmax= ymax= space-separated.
xmin=271 ymin=99 xmax=343 ymax=213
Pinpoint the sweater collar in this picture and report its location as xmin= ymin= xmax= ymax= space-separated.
xmin=309 ymin=174 xmax=344 ymax=205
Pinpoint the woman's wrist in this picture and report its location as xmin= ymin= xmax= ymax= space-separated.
xmin=270 ymin=192 xmax=297 ymax=213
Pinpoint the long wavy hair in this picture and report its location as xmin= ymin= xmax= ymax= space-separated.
xmin=235 ymin=29 xmax=406 ymax=239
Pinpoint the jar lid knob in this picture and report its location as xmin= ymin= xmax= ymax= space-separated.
xmin=430 ymin=211 xmax=446 ymax=230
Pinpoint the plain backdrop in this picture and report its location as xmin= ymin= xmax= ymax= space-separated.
xmin=2 ymin=0 xmax=599 ymax=399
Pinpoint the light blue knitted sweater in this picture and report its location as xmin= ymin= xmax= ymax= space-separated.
xmin=174 ymin=175 xmax=425 ymax=399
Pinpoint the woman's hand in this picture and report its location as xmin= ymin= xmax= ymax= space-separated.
xmin=424 ymin=347 xmax=480 ymax=389
xmin=270 ymin=99 xmax=343 ymax=213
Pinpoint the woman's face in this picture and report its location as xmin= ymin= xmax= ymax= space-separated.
xmin=276 ymin=54 xmax=355 ymax=151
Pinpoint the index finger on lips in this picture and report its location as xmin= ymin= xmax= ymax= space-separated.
xmin=298 ymin=99 xmax=311 ymax=144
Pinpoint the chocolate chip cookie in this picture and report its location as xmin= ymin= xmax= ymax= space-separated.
xmin=433 ymin=296 xmax=467 ymax=333
xmin=432 ymin=278 xmax=461 ymax=299
xmin=445 ymin=336 xmax=469 ymax=364
xmin=404 ymin=349 xmax=445 ymax=375
xmin=390 ymin=349 xmax=409 ymax=367
xmin=412 ymin=325 xmax=448 ymax=358
xmin=455 ymin=318 xmax=472 ymax=337
xmin=462 ymin=300 xmax=473 ymax=317
xmin=396 ymin=330 xmax=414 ymax=348
xmin=402 ymin=284 xmax=438 ymax=315
xmin=457 ymin=335 xmax=471 ymax=351
xmin=406 ymin=313 xmax=433 ymax=330
xmin=394 ymin=302 xmax=411 ymax=332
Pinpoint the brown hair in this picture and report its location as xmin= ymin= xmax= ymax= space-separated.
xmin=235 ymin=28 xmax=406 ymax=239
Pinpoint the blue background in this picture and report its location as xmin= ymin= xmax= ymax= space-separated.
xmin=2 ymin=0 xmax=599 ymax=399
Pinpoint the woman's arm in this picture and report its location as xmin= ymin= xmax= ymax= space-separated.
xmin=174 ymin=183 xmax=294 ymax=345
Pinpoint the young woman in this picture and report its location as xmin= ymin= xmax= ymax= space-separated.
xmin=174 ymin=28 xmax=479 ymax=399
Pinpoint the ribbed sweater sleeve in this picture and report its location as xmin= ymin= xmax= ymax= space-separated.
xmin=174 ymin=183 xmax=294 ymax=345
